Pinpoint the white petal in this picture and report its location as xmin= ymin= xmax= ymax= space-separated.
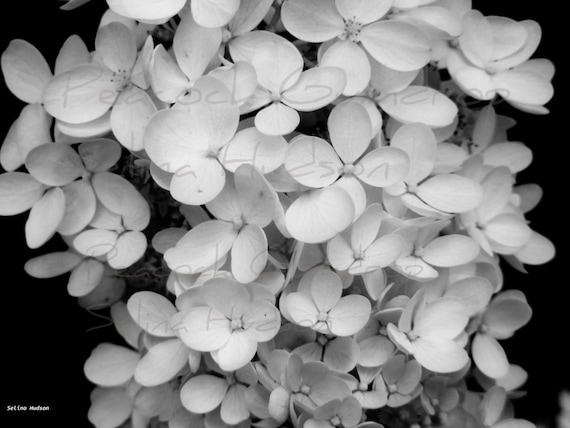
xmin=95 ymin=22 xmax=136 ymax=73
xmin=0 ymin=172 xmax=45 ymax=215
xmin=351 ymin=234 xmax=403 ymax=274
xmin=378 ymin=86 xmax=458 ymax=127
xmin=458 ymin=10 xmax=492 ymax=68
xmin=56 ymin=113 xmax=112 ymax=140
xmin=484 ymin=214 xmax=532 ymax=249
xmin=58 ymin=180 xmax=97 ymax=235
xmin=135 ymin=339 xmax=190 ymax=386
xmin=1 ymin=39 xmax=52 ymax=103
xmin=208 ymin=60 xmax=258 ymax=107
xmin=174 ymin=11 xmax=222 ymax=81
xmin=68 ymin=258 xmax=105 ymax=297
xmin=255 ymin=102 xmax=300 ymax=136
xmin=358 ymin=335 xmax=395 ymax=367
xmin=218 ymin=127 xmax=287 ymax=174
xmin=111 ymin=87 xmax=157 ymax=152
xmin=483 ymin=142 xmax=532 ymax=173
xmin=24 ymin=251 xmax=82 ymax=279
xmin=88 ymin=387 xmax=132 ymax=428
xmin=78 ymin=138 xmax=122 ymax=173
xmin=446 ymin=50 xmax=496 ymax=101
xmin=25 ymin=187 xmax=66 ymax=249
xmin=416 ymin=174 xmax=483 ymax=213
xmin=110 ymin=302 xmax=143 ymax=349
xmin=327 ymin=235 xmax=355 ymax=272
xmin=472 ymin=333 xmax=509 ymax=379
xmin=242 ymin=300 xmax=281 ymax=342
xmin=174 ymin=306 xmax=231 ymax=351
xmin=310 ymin=269 xmax=343 ymax=313
xmin=476 ymin=167 xmax=513 ymax=223
xmin=150 ymin=45 xmax=189 ymax=103
xmin=192 ymin=0 xmax=240 ymax=28
xmin=285 ymin=135 xmax=342 ymax=188
xmin=220 ymin=384 xmax=250 ymax=425
xmin=108 ymin=230 xmax=147 ymax=269
xmin=84 ymin=343 xmax=139 ymax=386
xmin=25 ymin=143 xmax=85 ymax=187
xmin=411 ymin=337 xmax=469 ymax=373
xmin=352 ymin=204 xmax=385 ymax=250
xmin=44 ymin=64 xmax=117 ymax=124
xmin=421 ymin=235 xmax=480 ymax=268
xmin=333 ymin=175 xmax=367 ymax=219
xmin=323 ymin=336 xmax=359 ymax=372
xmin=283 ymin=66 xmax=346 ymax=112
xmin=127 ymin=290 xmax=178 ymax=337
xmin=445 ymin=277 xmax=493 ymax=317
xmin=328 ymin=101 xmax=372 ymax=164
xmin=1 ymin=103 xmax=52 ymax=172
xmin=390 ymin=123 xmax=437 ymax=185
xmin=433 ymin=143 xmax=467 ymax=174
xmin=55 ymin=35 xmax=90 ymax=74
xmin=328 ymin=295 xmax=371 ymax=336
xmin=320 ymin=40 xmax=371 ymax=96
xmin=180 ymin=374 xmax=228 ymax=413
xmin=335 ymin=0 xmax=392 ymax=25
xmin=413 ymin=298 xmax=468 ymax=340
xmin=369 ymin=57 xmax=418 ymax=96
xmin=107 ymin=0 xmax=186 ymax=23
xmin=285 ymin=187 xmax=355 ymax=244
xmin=355 ymin=147 xmax=410 ymax=187
xmin=91 ymin=172 xmax=150 ymax=230
xmin=170 ymin=157 xmax=227 ymax=205
xmin=228 ymin=0 xmax=274 ymax=36
xmin=360 ymin=21 xmax=430 ymax=71
xmin=280 ymin=0 xmax=344 ymax=42
xmin=492 ymin=69 xmax=553 ymax=106
xmin=286 ymin=292 xmax=319 ymax=329
xmin=165 ymin=220 xmax=237 ymax=274
xmin=73 ymin=229 xmax=118 ymax=257
xmin=231 ymin=224 xmax=268 ymax=283
xmin=213 ymin=331 xmax=258 ymax=371
xmin=514 ymin=232 xmax=555 ymax=266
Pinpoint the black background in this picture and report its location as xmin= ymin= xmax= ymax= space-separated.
xmin=0 ymin=1 xmax=567 ymax=426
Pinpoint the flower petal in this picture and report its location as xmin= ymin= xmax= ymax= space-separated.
xmin=243 ymin=300 xmax=281 ymax=342
xmin=335 ymin=0 xmax=392 ymax=25
xmin=514 ymin=232 xmax=555 ymax=266
xmin=320 ymin=40 xmax=371 ymax=96
xmin=327 ymin=235 xmax=355 ymax=272
xmin=135 ymin=339 xmax=190 ymax=386
xmin=360 ymin=21 xmax=430 ymax=71
xmin=174 ymin=306 xmax=231 ymax=351
xmin=482 ymin=142 xmax=532 ymax=173
xmin=150 ymin=45 xmax=189 ymax=103
xmin=68 ymin=258 xmax=105 ymax=297
xmin=421 ymin=235 xmax=480 ymax=267
xmin=355 ymin=147 xmax=410 ymax=187
xmin=24 ymin=251 xmax=82 ymax=279
xmin=127 ymin=290 xmax=177 ymax=337
xmin=170 ymin=157 xmax=227 ymax=205
xmin=472 ymin=333 xmax=509 ymax=379
xmin=213 ymin=331 xmax=258 ymax=371
xmin=492 ymin=69 xmax=553 ymax=106
xmin=174 ymin=11 xmax=222 ymax=81
xmin=25 ymin=187 xmax=66 ymax=249
xmin=235 ymin=163 xmax=276 ymax=226
xmin=231 ymin=224 xmax=268 ymax=283
xmin=95 ymin=22 xmax=136 ymax=73
xmin=358 ymin=335 xmax=395 ymax=367
xmin=389 ymin=123 xmax=436 ymax=185
xmin=220 ymin=384 xmax=250 ymax=425
xmin=78 ymin=139 xmax=122 ymax=173
xmin=417 ymin=174 xmax=483 ymax=213
xmin=88 ymin=387 xmax=132 ymax=428
xmin=1 ymin=39 xmax=52 ymax=103
xmin=328 ymin=295 xmax=371 ymax=336
xmin=228 ymin=0 xmax=274 ymax=36
xmin=107 ymin=230 xmax=147 ymax=269
xmin=286 ymin=292 xmax=319 ymax=329
xmin=352 ymin=234 xmax=403 ymax=274
xmin=285 ymin=187 xmax=355 ymax=244
xmin=0 ymin=172 xmax=45 ymax=215
xmin=311 ymin=269 xmax=343 ymax=313
xmin=484 ymin=214 xmax=532 ymax=249
xmin=411 ymin=337 xmax=469 ymax=373
xmin=165 ymin=220 xmax=237 ymax=274
xmin=55 ymin=34 xmax=90 ymax=74
xmin=25 ymin=143 xmax=85 ymax=187
xmin=57 ymin=180 xmax=97 ymax=235
xmin=73 ymin=229 xmax=118 ymax=257
xmin=281 ymin=0 xmax=344 ymax=42
xmin=255 ymin=102 xmax=300 ymax=136
xmin=328 ymin=101 xmax=372 ymax=164
xmin=378 ymin=86 xmax=458 ymax=127
xmin=107 ymin=0 xmax=186 ymax=23
xmin=283 ymin=67 xmax=347 ymax=112
xmin=111 ymin=87 xmax=157 ymax=152
xmin=192 ymin=0 xmax=240 ymax=28
xmin=180 ymin=374 xmax=228 ymax=413
xmin=324 ymin=336 xmax=359 ymax=372
xmin=84 ymin=343 xmax=139 ymax=387
xmin=285 ymin=135 xmax=342 ymax=188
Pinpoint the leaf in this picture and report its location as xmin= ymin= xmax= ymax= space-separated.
xmin=165 ymin=220 xmax=237 ymax=274
xmin=174 ymin=11 xmax=222 ymax=81
xmin=285 ymin=136 xmax=341 ymax=188
xmin=421 ymin=235 xmax=480 ymax=267
xmin=180 ymin=374 xmax=228 ymax=413
xmin=58 ymin=179 xmax=97 ymax=235
xmin=1 ymin=39 xmax=52 ymax=103
xmin=231 ymin=224 xmax=268 ymax=283
xmin=127 ymin=291 xmax=177 ymax=337
xmin=25 ymin=143 xmax=85 ymax=187
xmin=281 ymin=0 xmax=343 ymax=42
xmin=192 ymin=0 xmax=240 ymax=28
xmin=91 ymin=172 xmax=150 ymax=231
xmin=107 ymin=230 xmax=147 ymax=269
xmin=285 ymin=187 xmax=355 ymax=244
xmin=255 ymin=102 xmax=301 ymax=137
xmin=68 ymin=258 xmax=105 ymax=297
xmin=88 ymin=387 xmax=132 ymax=428
xmin=328 ymin=101 xmax=372 ymax=164
xmin=390 ymin=123 xmax=437 ymax=185
xmin=283 ymin=67 xmax=347 ymax=112
xmin=328 ymin=295 xmax=371 ymax=336
xmin=84 ymin=343 xmax=139 ymax=386
xmin=219 ymin=127 xmax=287 ymax=174
xmin=472 ymin=333 xmax=509 ymax=379
xmin=25 ymin=187 xmax=66 ymax=249
xmin=78 ymin=139 xmax=122 ymax=173
xmin=1 ymin=103 xmax=52 ymax=171
xmin=360 ymin=21 xmax=431 ymax=71
xmin=355 ymin=147 xmax=410 ymax=187
xmin=43 ymin=64 xmax=118 ymax=124
xmin=24 ymin=251 xmax=83 ymax=278
xmin=95 ymin=22 xmax=136 ymax=73
xmin=135 ymin=339 xmax=190 ymax=386
xmin=417 ymin=174 xmax=483 ymax=213
xmin=320 ymin=40 xmax=371 ymax=96
xmin=0 ymin=172 xmax=45 ymax=215
xmin=107 ymin=0 xmax=186 ymax=23
xmin=110 ymin=87 xmax=157 ymax=152
xmin=378 ymin=86 xmax=458 ymax=127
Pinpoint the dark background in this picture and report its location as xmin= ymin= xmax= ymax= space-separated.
xmin=0 ymin=1 xmax=567 ymax=426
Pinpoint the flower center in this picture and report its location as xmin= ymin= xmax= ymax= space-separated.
xmin=359 ymin=382 xmax=368 ymax=391
xmin=387 ymin=383 xmax=399 ymax=394
xmin=330 ymin=416 xmax=341 ymax=426
xmin=232 ymin=216 xmax=244 ymax=230
xmin=300 ymin=384 xmax=311 ymax=395
xmin=342 ymin=163 xmax=356 ymax=175
xmin=339 ymin=18 xmax=363 ymax=43
xmin=230 ymin=318 xmax=243 ymax=331
xmin=317 ymin=311 xmax=329 ymax=322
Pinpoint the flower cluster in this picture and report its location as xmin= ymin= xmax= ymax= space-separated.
xmin=0 ymin=0 xmax=557 ymax=427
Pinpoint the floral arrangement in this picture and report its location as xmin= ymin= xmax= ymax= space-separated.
xmin=0 ymin=0 xmax=559 ymax=427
